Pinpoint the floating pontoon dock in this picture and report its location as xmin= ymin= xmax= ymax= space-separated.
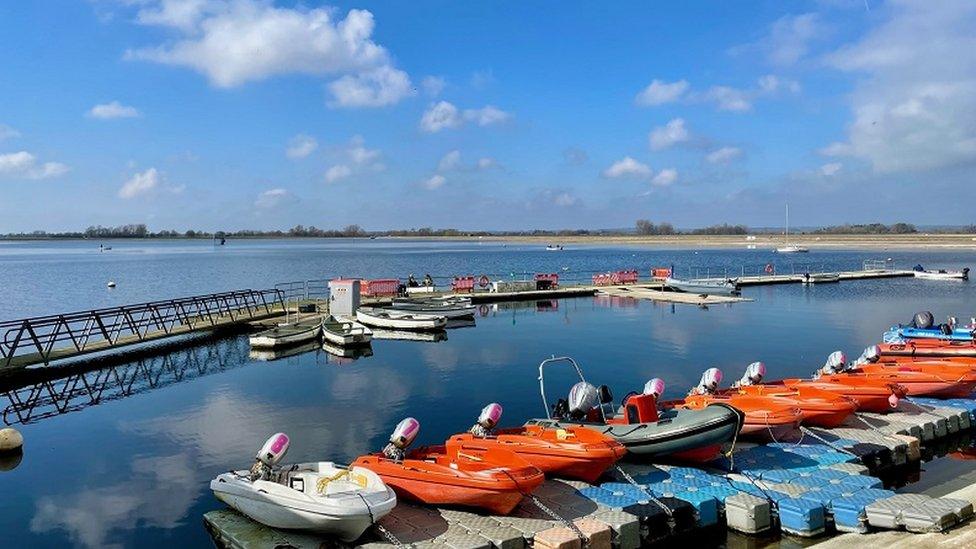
xmin=203 ymin=395 xmax=976 ymax=548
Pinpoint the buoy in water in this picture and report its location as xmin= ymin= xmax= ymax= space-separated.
xmin=0 ymin=427 xmax=23 ymax=453
xmin=107 ymin=281 xmax=117 ymax=288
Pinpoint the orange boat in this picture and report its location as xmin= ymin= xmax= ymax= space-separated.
xmin=721 ymin=362 xmax=857 ymax=427
xmin=663 ymin=368 xmax=802 ymax=440
xmin=353 ymin=418 xmax=544 ymax=515
xmin=878 ymin=341 xmax=976 ymax=358
xmin=446 ymin=403 xmax=624 ymax=483
xmin=780 ymin=378 xmax=906 ymax=413
xmin=853 ymin=363 xmax=976 ymax=397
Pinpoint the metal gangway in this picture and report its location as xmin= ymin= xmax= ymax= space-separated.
xmin=0 ymin=289 xmax=284 ymax=370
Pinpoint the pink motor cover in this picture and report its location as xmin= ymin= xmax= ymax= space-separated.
xmin=479 ymin=403 xmax=503 ymax=428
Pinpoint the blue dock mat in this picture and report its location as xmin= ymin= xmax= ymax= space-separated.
xmin=671 ymin=488 xmax=720 ymax=526
xmin=776 ymin=497 xmax=827 ymax=537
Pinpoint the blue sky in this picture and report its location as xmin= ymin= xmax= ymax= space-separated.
xmin=1 ymin=1 xmax=974 ymax=232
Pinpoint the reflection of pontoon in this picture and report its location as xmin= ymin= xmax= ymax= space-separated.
xmin=249 ymin=340 xmax=320 ymax=361
xmin=370 ymin=328 xmax=448 ymax=342
xmin=445 ymin=318 xmax=477 ymax=330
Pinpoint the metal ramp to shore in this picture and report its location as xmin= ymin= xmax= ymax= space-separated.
xmin=0 ymin=289 xmax=285 ymax=370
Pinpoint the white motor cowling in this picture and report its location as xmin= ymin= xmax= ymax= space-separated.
xmin=859 ymin=345 xmax=881 ymax=364
xmin=383 ymin=417 xmax=420 ymax=461
xmin=736 ymin=362 xmax=765 ymax=387
xmin=250 ymin=432 xmax=290 ymax=480
xmin=821 ymin=351 xmax=848 ymax=375
xmin=471 ymin=403 xmax=503 ymax=437
xmin=693 ymin=368 xmax=723 ymax=394
xmin=256 ymin=433 xmax=290 ymax=467
xmin=568 ymin=381 xmax=599 ymax=417
xmin=643 ymin=378 xmax=665 ymax=398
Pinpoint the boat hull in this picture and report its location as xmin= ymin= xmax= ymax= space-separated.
xmin=879 ymin=341 xmax=976 ymax=358
xmin=664 ymin=277 xmax=741 ymax=296
xmin=728 ymin=385 xmax=856 ymax=428
xmin=671 ymin=395 xmax=802 ymax=441
xmin=446 ymin=426 xmax=624 ymax=483
xmin=249 ymin=323 xmax=321 ymax=348
xmin=527 ymin=403 xmax=743 ymax=461
xmin=353 ymin=446 xmax=543 ymax=515
xmin=781 ymin=379 xmax=905 ymax=413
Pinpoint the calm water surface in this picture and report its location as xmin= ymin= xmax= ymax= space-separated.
xmin=1 ymin=239 xmax=975 ymax=547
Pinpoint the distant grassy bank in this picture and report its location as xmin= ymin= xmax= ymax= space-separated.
xmin=466 ymin=233 xmax=976 ymax=250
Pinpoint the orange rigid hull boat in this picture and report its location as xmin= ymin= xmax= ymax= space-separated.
xmin=446 ymin=425 xmax=623 ymax=484
xmin=353 ymin=445 xmax=544 ymax=515
xmin=780 ymin=378 xmax=906 ymax=413
xmin=853 ymin=363 xmax=976 ymax=398
xmin=726 ymin=384 xmax=857 ymax=428
xmin=667 ymin=394 xmax=802 ymax=441
xmin=878 ymin=341 xmax=976 ymax=358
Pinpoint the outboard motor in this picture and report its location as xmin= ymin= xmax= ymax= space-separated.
xmin=818 ymin=351 xmax=848 ymax=376
xmin=250 ymin=432 xmax=290 ymax=480
xmin=382 ymin=417 xmax=420 ymax=462
xmin=733 ymin=362 xmax=766 ymax=388
xmin=470 ymin=403 xmax=503 ymax=437
xmin=692 ymin=368 xmax=723 ymax=395
xmin=912 ymin=311 xmax=935 ymax=329
xmin=567 ymin=381 xmax=600 ymax=420
xmin=855 ymin=345 xmax=881 ymax=365
xmin=643 ymin=378 xmax=665 ymax=398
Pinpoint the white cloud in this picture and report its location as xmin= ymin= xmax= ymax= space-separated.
xmin=254 ymin=188 xmax=290 ymax=208
xmin=737 ymin=13 xmax=823 ymax=67
xmin=119 ymin=168 xmax=161 ymax=198
xmin=419 ymin=101 xmax=462 ymax=133
xmin=649 ymin=118 xmax=690 ymax=150
xmin=327 ymin=65 xmax=414 ymax=108
xmin=704 ymin=86 xmax=752 ymax=112
xmin=635 ymin=79 xmax=689 ymax=106
xmin=820 ymin=162 xmax=843 ymax=176
xmin=421 ymin=75 xmax=446 ymax=97
xmin=0 ymin=151 xmax=69 ymax=180
xmin=757 ymin=74 xmax=801 ymax=94
xmin=652 ymin=168 xmax=678 ymax=186
xmin=322 ymin=135 xmax=384 ymax=182
xmin=603 ymin=156 xmax=652 ymax=179
xmin=423 ymin=174 xmax=446 ymax=190
xmin=823 ymin=1 xmax=976 ymax=173
xmin=706 ymin=146 xmax=743 ymax=164
xmin=87 ymin=101 xmax=140 ymax=119
xmin=285 ymin=134 xmax=318 ymax=159
xmin=325 ymin=164 xmax=352 ymax=183
xmin=553 ymin=192 xmax=578 ymax=207
xmin=438 ymin=150 xmax=462 ymax=172
xmin=463 ymin=105 xmax=511 ymax=126
xmin=127 ymin=2 xmax=410 ymax=107
xmin=477 ymin=157 xmax=498 ymax=170
xmin=0 ymin=124 xmax=20 ymax=140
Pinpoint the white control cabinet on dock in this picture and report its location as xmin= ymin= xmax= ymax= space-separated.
xmin=329 ymin=279 xmax=361 ymax=316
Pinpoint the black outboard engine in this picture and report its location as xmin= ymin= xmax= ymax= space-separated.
xmin=912 ymin=311 xmax=935 ymax=329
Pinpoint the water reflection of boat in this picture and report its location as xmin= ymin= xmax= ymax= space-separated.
xmin=445 ymin=318 xmax=476 ymax=330
xmin=370 ymin=328 xmax=447 ymax=342
xmin=249 ymin=340 xmax=320 ymax=361
xmin=322 ymin=341 xmax=373 ymax=360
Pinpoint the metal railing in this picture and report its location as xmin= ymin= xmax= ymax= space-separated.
xmin=274 ymin=279 xmax=330 ymax=302
xmin=1 ymin=336 xmax=250 ymax=425
xmin=0 ymin=289 xmax=284 ymax=369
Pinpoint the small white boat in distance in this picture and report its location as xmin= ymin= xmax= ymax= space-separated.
xmin=545 ymin=244 xmax=564 ymax=251
xmin=355 ymin=307 xmax=447 ymax=330
xmin=211 ymin=434 xmax=396 ymax=541
xmin=664 ymin=276 xmax=741 ymax=296
xmin=385 ymin=301 xmax=476 ymax=319
xmin=775 ymin=244 xmax=809 ymax=253
xmin=249 ymin=320 xmax=322 ymax=348
xmin=321 ymin=315 xmax=372 ymax=346
xmin=913 ymin=266 xmax=969 ymax=280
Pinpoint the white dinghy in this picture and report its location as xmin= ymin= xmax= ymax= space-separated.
xmin=355 ymin=307 xmax=447 ymax=330
xmin=321 ymin=315 xmax=373 ymax=346
xmin=913 ymin=266 xmax=969 ymax=281
xmin=210 ymin=433 xmax=396 ymax=541
xmin=249 ymin=319 xmax=321 ymax=348
xmin=384 ymin=301 xmax=476 ymax=319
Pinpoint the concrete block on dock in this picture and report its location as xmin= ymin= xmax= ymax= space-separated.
xmin=724 ymin=492 xmax=772 ymax=534
xmin=572 ymin=518 xmax=612 ymax=549
xmin=533 ymin=526 xmax=581 ymax=549
xmin=474 ymin=526 xmax=525 ymax=549
xmin=590 ymin=510 xmax=640 ymax=549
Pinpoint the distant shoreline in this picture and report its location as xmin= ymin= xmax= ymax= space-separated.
xmin=2 ymin=234 xmax=976 ymax=250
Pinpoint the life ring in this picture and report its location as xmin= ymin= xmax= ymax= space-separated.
xmin=764 ymin=263 xmax=774 ymax=274
xmin=478 ymin=275 xmax=490 ymax=288
xmin=478 ymin=304 xmax=489 ymax=317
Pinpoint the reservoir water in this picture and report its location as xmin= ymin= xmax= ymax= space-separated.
xmin=1 ymin=238 xmax=974 ymax=547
